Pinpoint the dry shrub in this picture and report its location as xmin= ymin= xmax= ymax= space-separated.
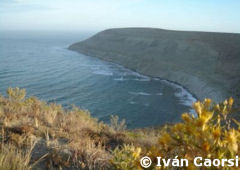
xmin=110 ymin=115 xmax=126 ymax=131
xmin=0 ymin=144 xmax=32 ymax=170
xmin=0 ymin=88 xmax=113 ymax=169
xmin=2 ymin=87 xmax=240 ymax=169
xmin=69 ymin=137 xmax=110 ymax=169
xmin=0 ymin=138 xmax=41 ymax=170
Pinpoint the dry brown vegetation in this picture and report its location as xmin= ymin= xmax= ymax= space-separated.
xmin=0 ymin=87 xmax=239 ymax=170
xmin=0 ymin=88 xmax=160 ymax=169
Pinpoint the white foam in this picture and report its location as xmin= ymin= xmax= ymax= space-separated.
xmin=113 ymin=77 xmax=150 ymax=81
xmin=129 ymin=91 xmax=163 ymax=96
xmin=114 ymin=77 xmax=124 ymax=81
xmin=160 ymin=79 xmax=197 ymax=115
xmin=114 ymin=64 xmax=150 ymax=79
xmin=129 ymin=91 xmax=151 ymax=96
xmin=92 ymin=70 xmax=113 ymax=76
xmin=130 ymin=71 xmax=149 ymax=79
xmin=133 ymin=78 xmax=151 ymax=81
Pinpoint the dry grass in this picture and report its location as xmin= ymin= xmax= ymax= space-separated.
xmin=4 ymin=88 xmax=236 ymax=169
xmin=0 ymin=88 xmax=157 ymax=169
xmin=0 ymin=144 xmax=32 ymax=170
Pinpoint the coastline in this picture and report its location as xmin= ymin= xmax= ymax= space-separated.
xmin=68 ymin=28 xmax=240 ymax=102
xmin=70 ymin=50 xmax=198 ymax=105
xmin=68 ymin=47 xmax=225 ymax=102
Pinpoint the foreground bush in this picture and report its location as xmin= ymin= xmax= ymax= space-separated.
xmin=111 ymin=98 xmax=240 ymax=169
xmin=156 ymin=98 xmax=238 ymax=169
xmin=0 ymin=87 xmax=239 ymax=169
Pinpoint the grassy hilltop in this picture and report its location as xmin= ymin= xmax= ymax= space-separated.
xmin=0 ymin=87 xmax=240 ymax=169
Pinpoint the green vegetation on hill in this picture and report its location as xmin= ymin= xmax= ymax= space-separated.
xmin=0 ymin=88 xmax=239 ymax=169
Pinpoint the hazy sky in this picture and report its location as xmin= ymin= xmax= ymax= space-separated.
xmin=0 ymin=0 xmax=240 ymax=33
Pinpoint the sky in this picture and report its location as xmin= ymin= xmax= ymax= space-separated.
xmin=0 ymin=0 xmax=240 ymax=33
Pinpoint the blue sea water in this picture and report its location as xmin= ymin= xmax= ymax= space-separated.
xmin=0 ymin=31 xmax=196 ymax=128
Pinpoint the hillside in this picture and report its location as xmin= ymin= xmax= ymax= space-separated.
xmin=1 ymin=88 xmax=239 ymax=169
xmin=69 ymin=28 xmax=240 ymax=102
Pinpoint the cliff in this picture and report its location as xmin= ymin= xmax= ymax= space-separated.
xmin=69 ymin=28 xmax=240 ymax=102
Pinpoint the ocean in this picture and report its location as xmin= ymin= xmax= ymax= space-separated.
xmin=0 ymin=31 xmax=196 ymax=128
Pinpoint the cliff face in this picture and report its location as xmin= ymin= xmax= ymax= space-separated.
xmin=69 ymin=28 xmax=240 ymax=102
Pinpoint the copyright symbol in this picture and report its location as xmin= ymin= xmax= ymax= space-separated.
xmin=140 ymin=156 xmax=152 ymax=168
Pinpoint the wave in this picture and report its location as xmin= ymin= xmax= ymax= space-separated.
xmin=112 ymin=63 xmax=151 ymax=78
xmin=160 ymin=79 xmax=197 ymax=115
xmin=129 ymin=92 xmax=151 ymax=96
xmin=92 ymin=70 xmax=113 ymax=76
xmin=133 ymin=78 xmax=151 ymax=81
xmin=113 ymin=77 xmax=150 ymax=81
xmin=161 ymin=80 xmax=196 ymax=102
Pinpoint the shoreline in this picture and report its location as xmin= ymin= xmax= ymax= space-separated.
xmin=68 ymin=46 xmax=224 ymax=102
xmin=68 ymin=28 xmax=240 ymax=102
xmin=70 ymin=50 xmax=198 ymax=107
xmin=107 ymin=57 xmax=199 ymax=101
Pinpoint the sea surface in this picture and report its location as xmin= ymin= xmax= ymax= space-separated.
xmin=0 ymin=31 xmax=196 ymax=128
